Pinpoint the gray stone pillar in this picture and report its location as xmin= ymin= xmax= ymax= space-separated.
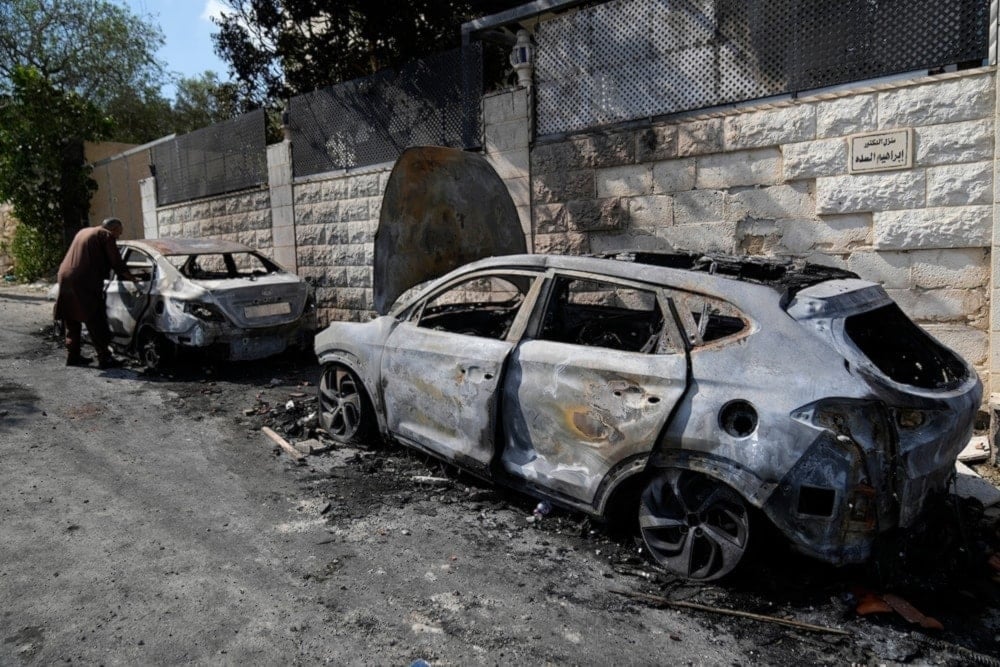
xmin=990 ymin=65 xmax=1000 ymax=462
xmin=139 ymin=177 xmax=158 ymax=239
xmin=483 ymin=87 xmax=532 ymax=250
xmin=267 ymin=140 xmax=297 ymax=271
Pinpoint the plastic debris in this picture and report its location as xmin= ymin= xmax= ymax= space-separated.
xmin=533 ymin=500 xmax=552 ymax=518
xmin=851 ymin=586 xmax=942 ymax=630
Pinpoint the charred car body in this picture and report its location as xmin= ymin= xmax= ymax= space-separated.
xmin=104 ymin=238 xmax=314 ymax=367
xmin=316 ymin=252 xmax=980 ymax=580
xmin=315 ymin=147 xmax=981 ymax=581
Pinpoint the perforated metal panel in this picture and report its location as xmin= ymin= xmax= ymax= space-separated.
xmin=289 ymin=44 xmax=483 ymax=178
xmin=151 ymin=110 xmax=267 ymax=207
xmin=535 ymin=0 xmax=990 ymax=136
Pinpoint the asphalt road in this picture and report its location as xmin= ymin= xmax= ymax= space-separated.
xmin=2 ymin=283 xmax=998 ymax=666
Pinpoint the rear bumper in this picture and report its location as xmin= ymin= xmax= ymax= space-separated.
xmin=766 ymin=389 xmax=978 ymax=566
xmin=165 ymin=317 xmax=313 ymax=361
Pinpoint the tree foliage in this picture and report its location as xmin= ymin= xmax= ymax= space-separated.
xmin=0 ymin=66 xmax=111 ymax=279
xmin=213 ymin=0 xmax=525 ymax=109
xmin=0 ymin=0 xmax=240 ymax=143
xmin=0 ymin=0 xmax=166 ymax=108
xmin=172 ymin=72 xmax=242 ymax=134
xmin=0 ymin=0 xmax=243 ymax=280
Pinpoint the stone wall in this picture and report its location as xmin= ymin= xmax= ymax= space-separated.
xmin=530 ymin=69 xmax=994 ymax=386
xmin=154 ymin=188 xmax=273 ymax=250
xmin=136 ymin=67 xmax=997 ymax=394
xmin=293 ymin=166 xmax=391 ymax=324
xmin=483 ymin=88 xmax=532 ymax=245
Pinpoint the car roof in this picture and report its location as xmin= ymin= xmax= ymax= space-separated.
xmin=442 ymin=252 xmax=863 ymax=300
xmin=123 ymin=238 xmax=254 ymax=256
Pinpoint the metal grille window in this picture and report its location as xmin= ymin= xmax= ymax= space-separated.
xmin=151 ymin=110 xmax=267 ymax=206
xmin=289 ymin=44 xmax=483 ymax=178
xmin=535 ymin=0 xmax=990 ymax=135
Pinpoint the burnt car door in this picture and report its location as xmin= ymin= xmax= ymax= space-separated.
xmin=379 ymin=270 xmax=542 ymax=475
xmin=106 ymin=247 xmax=155 ymax=345
xmin=499 ymin=272 xmax=690 ymax=506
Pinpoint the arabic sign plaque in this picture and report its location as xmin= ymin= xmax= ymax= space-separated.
xmin=849 ymin=129 xmax=913 ymax=174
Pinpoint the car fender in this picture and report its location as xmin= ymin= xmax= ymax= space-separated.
xmin=646 ymin=448 xmax=775 ymax=509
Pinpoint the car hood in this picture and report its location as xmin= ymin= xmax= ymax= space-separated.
xmin=373 ymin=146 xmax=526 ymax=315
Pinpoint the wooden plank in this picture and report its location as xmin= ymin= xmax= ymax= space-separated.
xmin=262 ymin=426 xmax=305 ymax=461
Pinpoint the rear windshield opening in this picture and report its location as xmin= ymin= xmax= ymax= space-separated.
xmin=167 ymin=252 xmax=281 ymax=280
xmin=844 ymin=304 xmax=967 ymax=389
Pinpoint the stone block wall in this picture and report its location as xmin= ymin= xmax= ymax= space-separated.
xmin=483 ymin=88 xmax=532 ymax=244
xmin=293 ymin=167 xmax=391 ymax=324
xmin=154 ymin=189 xmax=273 ymax=250
xmin=530 ymin=69 xmax=994 ymax=386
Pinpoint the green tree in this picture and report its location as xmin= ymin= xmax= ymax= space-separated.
xmin=212 ymin=0 xmax=524 ymax=109
xmin=105 ymin=84 xmax=177 ymax=144
xmin=0 ymin=0 xmax=180 ymax=144
xmin=0 ymin=0 xmax=166 ymax=108
xmin=172 ymin=72 xmax=241 ymax=133
xmin=0 ymin=67 xmax=111 ymax=280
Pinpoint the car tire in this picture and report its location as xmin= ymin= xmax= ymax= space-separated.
xmin=318 ymin=362 xmax=374 ymax=445
xmin=138 ymin=331 xmax=170 ymax=371
xmin=639 ymin=468 xmax=751 ymax=581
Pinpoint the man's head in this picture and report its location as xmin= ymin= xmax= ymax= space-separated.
xmin=101 ymin=217 xmax=124 ymax=239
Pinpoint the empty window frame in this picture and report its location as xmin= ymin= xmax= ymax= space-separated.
xmin=670 ymin=291 xmax=748 ymax=347
xmin=416 ymin=273 xmax=536 ymax=340
xmin=539 ymin=276 xmax=665 ymax=353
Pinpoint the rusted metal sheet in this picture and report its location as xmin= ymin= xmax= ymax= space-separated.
xmin=373 ymin=146 xmax=526 ymax=315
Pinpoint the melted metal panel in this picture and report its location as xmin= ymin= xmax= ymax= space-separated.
xmin=502 ymin=340 xmax=687 ymax=504
xmin=380 ymin=321 xmax=512 ymax=471
xmin=374 ymin=146 xmax=525 ymax=315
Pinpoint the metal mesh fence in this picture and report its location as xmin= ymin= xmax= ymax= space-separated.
xmin=151 ymin=110 xmax=267 ymax=206
xmin=289 ymin=44 xmax=483 ymax=178
xmin=535 ymin=0 xmax=990 ymax=135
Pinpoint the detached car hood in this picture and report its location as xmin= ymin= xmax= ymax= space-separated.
xmin=373 ymin=146 xmax=526 ymax=314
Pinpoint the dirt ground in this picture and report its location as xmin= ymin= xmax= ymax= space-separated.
xmin=2 ymin=283 xmax=1000 ymax=665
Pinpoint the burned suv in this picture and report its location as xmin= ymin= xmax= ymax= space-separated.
xmin=314 ymin=251 xmax=981 ymax=581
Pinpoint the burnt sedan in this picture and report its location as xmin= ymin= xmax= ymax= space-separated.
xmin=104 ymin=238 xmax=314 ymax=368
xmin=314 ymin=251 xmax=981 ymax=580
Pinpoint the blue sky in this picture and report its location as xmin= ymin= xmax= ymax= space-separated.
xmin=117 ymin=0 xmax=231 ymax=99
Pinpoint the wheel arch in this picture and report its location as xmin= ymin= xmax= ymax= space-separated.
xmin=647 ymin=449 xmax=774 ymax=509
xmin=317 ymin=350 xmax=386 ymax=434
xmin=593 ymin=454 xmax=651 ymax=519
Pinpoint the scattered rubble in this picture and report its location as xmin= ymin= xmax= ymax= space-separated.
xmin=960 ymin=435 xmax=991 ymax=464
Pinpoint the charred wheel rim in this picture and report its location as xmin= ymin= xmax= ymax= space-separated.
xmin=639 ymin=469 xmax=749 ymax=581
xmin=319 ymin=364 xmax=364 ymax=441
xmin=139 ymin=332 xmax=165 ymax=370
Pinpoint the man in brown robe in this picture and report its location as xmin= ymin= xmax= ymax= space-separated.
xmin=54 ymin=218 xmax=136 ymax=368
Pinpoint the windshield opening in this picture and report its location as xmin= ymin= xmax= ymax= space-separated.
xmin=166 ymin=252 xmax=281 ymax=280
